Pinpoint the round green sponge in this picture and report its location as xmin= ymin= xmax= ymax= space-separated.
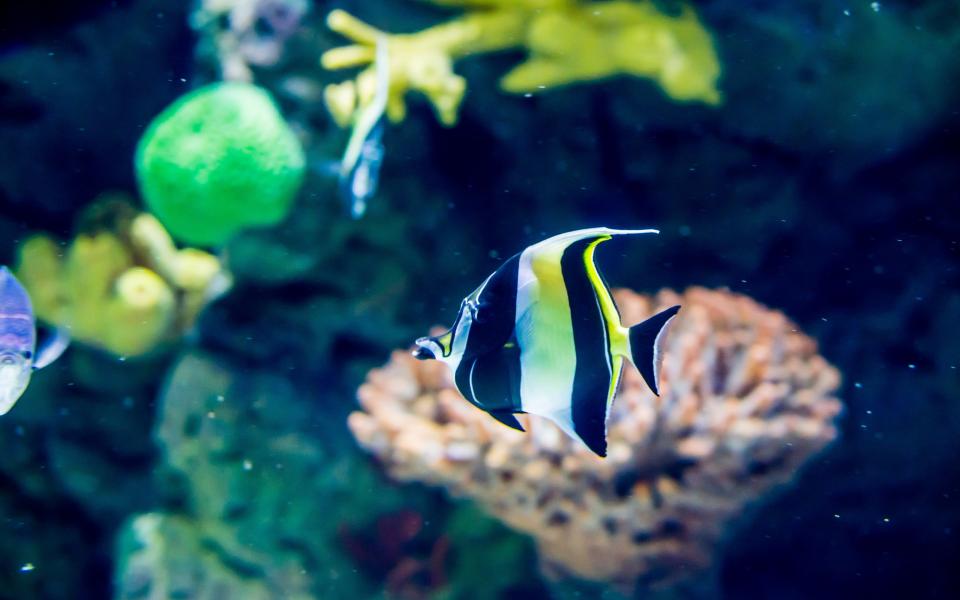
xmin=135 ymin=82 xmax=305 ymax=246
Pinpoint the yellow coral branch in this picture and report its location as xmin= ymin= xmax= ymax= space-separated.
xmin=321 ymin=8 xmax=528 ymax=126
xmin=321 ymin=1 xmax=722 ymax=128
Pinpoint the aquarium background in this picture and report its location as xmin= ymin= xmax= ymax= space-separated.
xmin=0 ymin=1 xmax=958 ymax=599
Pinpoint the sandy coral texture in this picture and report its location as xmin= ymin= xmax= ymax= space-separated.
xmin=349 ymin=287 xmax=842 ymax=590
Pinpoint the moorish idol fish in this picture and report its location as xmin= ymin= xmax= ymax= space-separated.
xmin=413 ymin=228 xmax=679 ymax=457
xmin=0 ymin=267 xmax=70 ymax=415
xmin=338 ymin=35 xmax=389 ymax=218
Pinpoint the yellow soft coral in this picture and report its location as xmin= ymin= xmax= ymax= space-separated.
xmin=321 ymin=0 xmax=721 ymax=127
xmin=14 ymin=200 xmax=230 ymax=357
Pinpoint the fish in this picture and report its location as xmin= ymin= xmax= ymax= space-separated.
xmin=0 ymin=266 xmax=70 ymax=415
xmin=412 ymin=227 xmax=680 ymax=457
xmin=338 ymin=35 xmax=390 ymax=218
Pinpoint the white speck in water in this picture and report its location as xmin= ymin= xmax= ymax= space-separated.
xmin=523 ymin=93 xmax=533 ymax=98
xmin=243 ymin=459 xmax=253 ymax=471
xmin=843 ymin=9 xmax=851 ymax=16
xmin=866 ymin=409 xmax=872 ymax=415
xmin=207 ymin=411 xmax=216 ymax=419
xmin=740 ymin=279 xmax=748 ymax=284
xmin=216 ymin=395 xmax=225 ymax=403
xmin=537 ymin=85 xmax=545 ymax=89
xmin=854 ymin=382 xmax=863 ymax=388
xmin=908 ymin=364 xmax=916 ymax=369
xmin=834 ymin=514 xmax=841 ymax=519
xmin=20 ymin=563 xmax=34 ymax=572
xmin=883 ymin=517 xmax=890 ymax=522
xmin=871 ymin=2 xmax=881 ymax=12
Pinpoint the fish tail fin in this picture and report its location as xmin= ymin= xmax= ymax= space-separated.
xmin=627 ymin=305 xmax=680 ymax=396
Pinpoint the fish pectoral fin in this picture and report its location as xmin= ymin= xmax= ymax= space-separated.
xmin=488 ymin=410 xmax=525 ymax=432
xmin=628 ymin=305 xmax=681 ymax=396
xmin=33 ymin=324 xmax=70 ymax=370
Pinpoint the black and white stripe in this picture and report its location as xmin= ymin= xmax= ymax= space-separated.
xmin=560 ymin=238 xmax=616 ymax=456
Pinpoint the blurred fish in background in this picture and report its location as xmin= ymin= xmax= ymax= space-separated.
xmin=0 ymin=266 xmax=68 ymax=415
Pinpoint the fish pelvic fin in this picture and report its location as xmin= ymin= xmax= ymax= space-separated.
xmin=488 ymin=410 xmax=525 ymax=432
xmin=627 ymin=305 xmax=681 ymax=396
xmin=33 ymin=325 xmax=70 ymax=370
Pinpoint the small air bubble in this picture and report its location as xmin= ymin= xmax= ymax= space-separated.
xmin=20 ymin=563 xmax=34 ymax=572
xmin=243 ymin=459 xmax=253 ymax=471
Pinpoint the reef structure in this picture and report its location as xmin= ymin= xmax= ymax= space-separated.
xmin=321 ymin=0 xmax=722 ymax=127
xmin=14 ymin=197 xmax=229 ymax=357
xmin=349 ymin=287 xmax=842 ymax=591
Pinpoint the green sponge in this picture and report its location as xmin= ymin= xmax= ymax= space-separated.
xmin=135 ymin=82 xmax=305 ymax=246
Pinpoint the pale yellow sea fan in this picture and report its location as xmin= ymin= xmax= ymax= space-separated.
xmin=349 ymin=287 xmax=842 ymax=591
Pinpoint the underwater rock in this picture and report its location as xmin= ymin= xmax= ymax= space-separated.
xmin=349 ymin=287 xmax=842 ymax=592
xmin=114 ymin=350 xmax=421 ymax=599
xmin=115 ymin=513 xmax=276 ymax=600
xmin=135 ymin=82 xmax=305 ymax=246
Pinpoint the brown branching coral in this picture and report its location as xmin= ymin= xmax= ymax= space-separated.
xmin=349 ymin=287 xmax=842 ymax=591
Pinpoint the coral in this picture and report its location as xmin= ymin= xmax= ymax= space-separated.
xmin=321 ymin=0 xmax=721 ymax=127
xmin=349 ymin=287 xmax=842 ymax=591
xmin=14 ymin=199 xmax=228 ymax=357
xmin=135 ymin=81 xmax=305 ymax=246
xmin=191 ymin=0 xmax=310 ymax=82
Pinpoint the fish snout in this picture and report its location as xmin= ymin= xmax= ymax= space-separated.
xmin=412 ymin=337 xmax=436 ymax=361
